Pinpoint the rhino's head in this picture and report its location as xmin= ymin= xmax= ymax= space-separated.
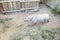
xmin=24 ymin=17 xmax=32 ymax=22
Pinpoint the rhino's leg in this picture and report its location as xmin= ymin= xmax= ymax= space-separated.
xmin=28 ymin=20 xmax=37 ymax=26
xmin=47 ymin=19 xmax=49 ymax=22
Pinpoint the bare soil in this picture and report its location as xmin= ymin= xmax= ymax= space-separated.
xmin=0 ymin=4 xmax=60 ymax=40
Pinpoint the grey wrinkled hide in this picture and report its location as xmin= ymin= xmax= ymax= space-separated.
xmin=24 ymin=14 xmax=49 ymax=26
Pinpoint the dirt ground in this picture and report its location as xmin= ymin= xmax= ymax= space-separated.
xmin=0 ymin=4 xmax=60 ymax=40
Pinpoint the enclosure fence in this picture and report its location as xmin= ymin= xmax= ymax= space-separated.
xmin=0 ymin=0 xmax=40 ymax=13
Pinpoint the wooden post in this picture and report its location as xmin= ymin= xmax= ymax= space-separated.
xmin=0 ymin=0 xmax=40 ymax=13
xmin=16 ymin=1 xmax=20 ymax=10
xmin=21 ymin=2 xmax=25 ymax=9
xmin=0 ymin=3 xmax=4 ymax=14
xmin=12 ymin=1 xmax=16 ymax=10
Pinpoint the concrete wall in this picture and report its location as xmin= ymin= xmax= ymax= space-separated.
xmin=47 ymin=0 xmax=60 ymax=9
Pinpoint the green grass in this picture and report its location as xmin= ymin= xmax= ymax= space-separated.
xmin=0 ymin=17 xmax=12 ymax=33
xmin=52 ymin=3 xmax=60 ymax=16
xmin=10 ymin=25 xmax=57 ymax=40
xmin=10 ymin=25 xmax=44 ymax=40
xmin=10 ymin=24 xmax=58 ymax=40
xmin=10 ymin=33 xmax=22 ymax=40
xmin=40 ymin=27 xmax=56 ymax=40
xmin=0 ymin=17 xmax=12 ymax=23
xmin=26 ymin=28 xmax=43 ymax=40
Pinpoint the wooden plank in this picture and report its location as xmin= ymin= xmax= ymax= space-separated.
xmin=8 ymin=2 xmax=13 ymax=11
xmin=22 ymin=2 xmax=30 ymax=8
xmin=10 ymin=2 xmax=13 ymax=11
xmin=0 ymin=3 xmax=4 ymax=11
xmin=2 ymin=2 xmax=8 ymax=11
xmin=25 ymin=2 xmax=30 ymax=8
xmin=1 ymin=0 xmax=40 ymax=12
xmin=20 ymin=2 xmax=22 ymax=8
xmin=31 ymin=1 xmax=39 ymax=8
xmin=16 ymin=1 xmax=20 ymax=10
xmin=0 ymin=0 xmax=40 ymax=3
xmin=7 ymin=2 xmax=11 ymax=11
xmin=3 ymin=8 xmax=34 ymax=12
xmin=36 ymin=1 xmax=39 ymax=7
xmin=2 ymin=1 xmax=16 ymax=11
xmin=12 ymin=2 xmax=16 ymax=10
xmin=0 ymin=3 xmax=4 ymax=13
xmin=3 ymin=2 xmax=14 ymax=11
xmin=28 ymin=2 xmax=33 ymax=8
xmin=21 ymin=2 xmax=25 ymax=8
xmin=24 ymin=2 xmax=26 ymax=8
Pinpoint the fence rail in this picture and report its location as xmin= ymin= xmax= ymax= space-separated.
xmin=0 ymin=0 xmax=40 ymax=13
